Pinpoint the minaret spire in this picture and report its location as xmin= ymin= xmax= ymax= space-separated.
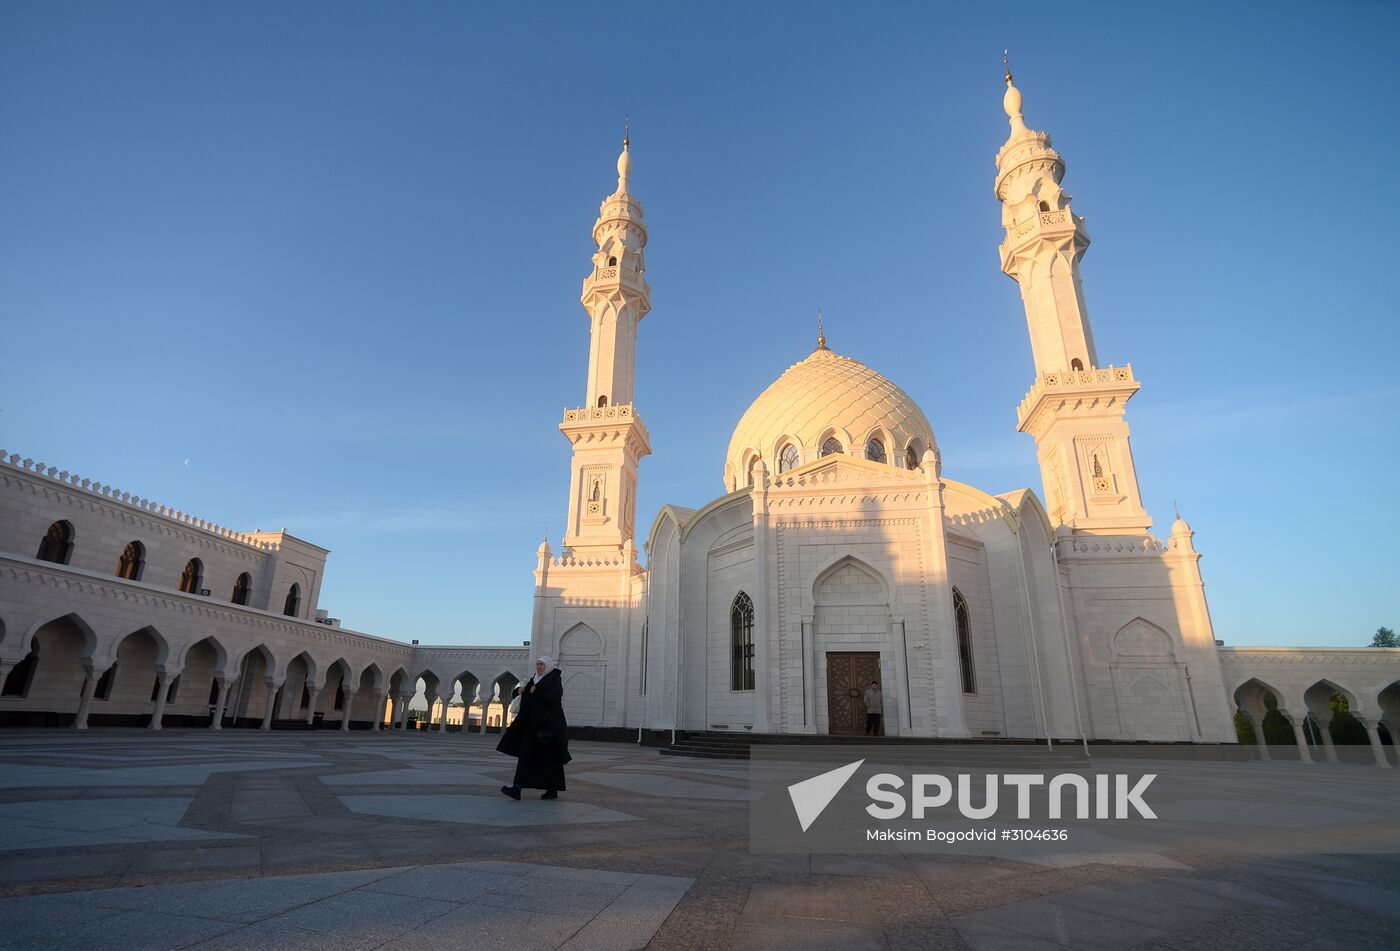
xmin=1002 ymin=49 xmax=1028 ymax=137
xmin=615 ymin=120 xmax=632 ymax=195
xmin=996 ymin=66 xmax=1150 ymax=535
xmin=816 ymin=308 xmax=828 ymax=350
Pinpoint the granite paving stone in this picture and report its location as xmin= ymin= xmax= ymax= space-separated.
xmin=0 ymin=730 xmax=1395 ymax=950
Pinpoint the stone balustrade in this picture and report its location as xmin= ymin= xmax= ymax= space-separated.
xmin=1017 ymin=364 xmax=1137 ymax=420
xmin=562 ymin=403 xmax=636 ymax=423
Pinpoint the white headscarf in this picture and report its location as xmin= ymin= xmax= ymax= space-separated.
xmin=532 ymin=656 xmax=555 ymax=683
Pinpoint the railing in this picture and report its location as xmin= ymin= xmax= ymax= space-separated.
xmin=1017 ymin=364 xmax=1137 ymax=420
xmin=587 ymin=265 xmax=647 ymax=290
xmin=1007 ymin=209 xmax=1072 ymax=242
xmin=562 ymin=403 xmax=635 ymax=423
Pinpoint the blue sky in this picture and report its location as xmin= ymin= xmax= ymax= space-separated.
xmin=2 ymin=2 xmax=1396 ymax=648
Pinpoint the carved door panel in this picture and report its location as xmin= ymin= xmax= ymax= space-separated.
xmin=826 ymin=652 xmax=880 ymax=735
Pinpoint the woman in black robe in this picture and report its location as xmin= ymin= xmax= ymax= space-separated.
xmin=498 ymin=656 xmax=571 ymax=800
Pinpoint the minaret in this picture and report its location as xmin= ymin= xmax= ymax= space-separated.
xmin=559 ymin=131 xmax=653 ymax=557
xmin=997 ymin=62 xmax=1151 ymax=534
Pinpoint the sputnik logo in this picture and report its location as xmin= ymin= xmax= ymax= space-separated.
xmin=787 ymin=759 xmax=864 ymax=832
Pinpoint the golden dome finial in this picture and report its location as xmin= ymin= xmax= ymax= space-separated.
xmin=1003 ymin=48 xmax=1012 ymax=85
xmin=817 ymin=308 xmax=828 ymax=350
xmin=623 ymin=116 xmax=630 ymax=150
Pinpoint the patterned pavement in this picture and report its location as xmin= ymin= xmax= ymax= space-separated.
xmin=0 ymin=730 xmax=1397 ymax=949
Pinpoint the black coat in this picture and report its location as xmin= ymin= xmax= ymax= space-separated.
xmin=496 ymin=668 xmax=571 ymax=791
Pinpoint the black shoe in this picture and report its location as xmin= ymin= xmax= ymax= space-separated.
xmin=500 ymin=785 xmax=521 ymax=800
xmin=541 ymin=790 xmax=558 ymax=800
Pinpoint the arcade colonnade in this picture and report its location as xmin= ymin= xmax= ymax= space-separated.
xmin=1222 ymin=648 xmax=1400 ymax=768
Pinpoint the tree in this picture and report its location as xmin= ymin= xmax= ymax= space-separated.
xmin=1372 ymin=627 xmax=1399 ymax=648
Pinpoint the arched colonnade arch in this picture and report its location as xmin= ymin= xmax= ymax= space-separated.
xmin=0 ymin=609 xmax=534 ymax=733
xmin=1230 ymin=672 xmax=1399 ymax=768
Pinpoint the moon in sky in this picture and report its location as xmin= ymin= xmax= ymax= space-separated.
xmin=183 ymin=459 xmax=190 ymax=466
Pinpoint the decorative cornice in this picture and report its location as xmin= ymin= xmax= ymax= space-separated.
xmin=1218 ymin=647 xmax=1400 ymax=667
xmin=0 ymin=556 xmax=412 ymax=656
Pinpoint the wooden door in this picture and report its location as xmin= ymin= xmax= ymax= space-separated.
xmin=826 ymin=651 xmax=881 ymax=735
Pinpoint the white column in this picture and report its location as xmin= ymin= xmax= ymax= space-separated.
xmin=801 ymin=617 xmax=816 ymax=733
xmin=261 ymin=681 xmax=281 ymax=731
xmin=395 ymin=694 xmax=411 ymax=730
xmin=340 ymin=690 xmax=356 ymax=731
xmin=73 ymin=666 xmax=102 ymax=730
xmin=1245 ymin=713 xmax=1270 ymax=760
xmin=750 ymin=460 xmax=772 ymax=733
xmin=0 ymin=660 xmax=13 ymax=689
xmin=436 ymin=698 xmax=449 ymax=734
xmin=374 ymin=691 xmax=388 ymax=731
xmin=1356 ymin=716 xmax=1392 ymax=769
xmin=922 ymin=453 xmax=968 ymax=737
xmin=1316 ymin=717 xmax=1338 ymax=761
xmin=891 ymin=618 xmax=911 ymax=732
xmin=305 ymin=687 xmax=320 ymax=726
xmin=479 ymin=687 xmax=493 ymax=734
xmin=1283 ymin=714 xmax=1313 ymax=764
xmin=209 ymin=678 xmax=232 ymax=730
xmin=148 ymin=671 xmax=170 ymax=730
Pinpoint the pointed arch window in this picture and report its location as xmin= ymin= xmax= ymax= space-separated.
xmin=730 ymin=592 xmax=755 ymax=691
xmin=820 ymin=437 xmax=843 ymax=457
xmin=36 ymin=520 xmax=74 ymax=565
xmin=231 ymin=572 xmax=251 ymax=605
xmin=746 ymin=456 xmax=759 ymax=488
xmin=779 ymin=444 xmax=800 ymax=473
xmin=1071 ymin=358 xmax=1084 ymax=371
xmin=179 ymin=558 xmax=203 ymax=594
xmin=116 ymin=541 xmax=145 ymax=581
xmin=283 ymin=583 xmax=301 ymax=617
xmin=597 ymin=395 xmax=608 ymax=408
xmin=865 ymin=438 xmax=886 ymax=463
xmin=953 ymin=588 xmax=976 ymax=694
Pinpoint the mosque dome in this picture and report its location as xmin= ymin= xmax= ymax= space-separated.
xmin=725 ymin=344 xmax=937 ymax=491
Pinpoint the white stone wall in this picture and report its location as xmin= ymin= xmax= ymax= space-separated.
xmin=1056 ymin=531 xmax=1235 ymax=743
xmin=703 ymin=526 xmax=755 ymax=729
xmin=946 ymin=534 xmax=1008 ymax=736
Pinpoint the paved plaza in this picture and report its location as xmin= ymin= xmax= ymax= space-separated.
xmin=0 ymin=731 xmax=1397 ymax=949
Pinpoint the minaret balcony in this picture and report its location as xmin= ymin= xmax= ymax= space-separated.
xmin=559 ymin=402 xmax=653 ymax=456
xmin=585 ymin=265 xmax=649 ymax=292
xmin=563 ymin=402 xmax=637 ymax=424
xmin=1016 ymin=364 xmax=1139 ymax=433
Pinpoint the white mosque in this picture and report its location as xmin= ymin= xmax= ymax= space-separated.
xmin=1 ymin=72 xmax=1397 ymax=762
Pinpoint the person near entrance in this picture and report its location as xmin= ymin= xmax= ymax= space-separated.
xmin=862 ymin=680 xmax=883 ymax=736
